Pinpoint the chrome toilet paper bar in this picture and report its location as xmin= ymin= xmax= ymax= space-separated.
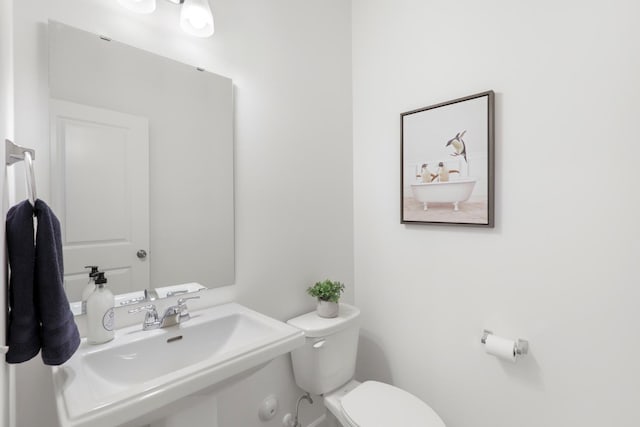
xmin=481 ymin=329 xmax=529 ymax=358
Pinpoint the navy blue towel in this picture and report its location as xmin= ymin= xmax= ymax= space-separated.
xmin=6 ymin=200 xmax=80 ymax=365
xmin=34 ymin=199 xmax=80 ymax=365
xmin=6 ymin=201 xmax=40 ymax=363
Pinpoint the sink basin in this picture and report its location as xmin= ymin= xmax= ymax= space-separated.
xmin=51 ymin=303 xmax=305 ymax=427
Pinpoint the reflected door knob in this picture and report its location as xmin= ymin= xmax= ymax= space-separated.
xmin=137 ymin=249 xmax=148 ymax=259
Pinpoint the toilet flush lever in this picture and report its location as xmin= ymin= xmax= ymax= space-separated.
xmin=312 ymin=339 xmax=326 ymax=349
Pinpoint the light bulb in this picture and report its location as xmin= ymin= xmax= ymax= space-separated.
xmin=180 ymin=0 xmax=215 ymax=38
xmin=117 ymin=0 xmax=156 ymax=14
xmin=188 ymin=14 xmax=208 ymax=30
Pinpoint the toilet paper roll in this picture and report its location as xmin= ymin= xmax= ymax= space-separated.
xmin=484 ymin=334 xmax=517 ymax=363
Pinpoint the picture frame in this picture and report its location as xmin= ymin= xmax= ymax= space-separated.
xmin=400 ymin=90 xmax=495 ymax=227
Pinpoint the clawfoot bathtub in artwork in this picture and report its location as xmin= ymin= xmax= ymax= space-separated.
xmin=410 ymin=178 xmax=477 ymax=211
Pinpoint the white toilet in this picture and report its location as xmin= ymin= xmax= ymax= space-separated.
xmin=287 ymin=304 xmax=446 ymax=427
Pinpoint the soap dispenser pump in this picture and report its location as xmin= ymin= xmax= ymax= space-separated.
xmin=81 ymin=265 xmax=100 ymax=314
xmin=86 ymin=272 xmax=115 ymax=344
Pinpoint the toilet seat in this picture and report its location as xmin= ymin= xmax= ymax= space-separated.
xmin=340 ymin=381 xmax=445 ymax=427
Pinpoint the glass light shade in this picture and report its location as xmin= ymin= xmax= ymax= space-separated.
xmin=117 ymin=0 xmax=157 ymax=14
xmin=180 ymin=0 xmax=215 ymax=38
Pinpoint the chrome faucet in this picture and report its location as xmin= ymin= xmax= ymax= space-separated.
xmin=143 ymin=288 xmax=159 ymax=301
xmin=128 ymin=296 xmax=200 ymax=330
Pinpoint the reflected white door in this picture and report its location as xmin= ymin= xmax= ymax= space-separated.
xmin=50 ymin=99 xmax=149 ymax=301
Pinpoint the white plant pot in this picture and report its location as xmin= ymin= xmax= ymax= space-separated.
xmin=317 ymin=300 xmax=339 ymax=318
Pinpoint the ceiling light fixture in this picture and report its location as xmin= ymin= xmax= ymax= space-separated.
xmin=180 ymin=0 xmax=215 ymax=38
xmin=116 ymin=0 xmax=215 ymax=38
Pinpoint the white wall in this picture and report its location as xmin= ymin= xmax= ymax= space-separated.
xmin=1 ymin=0 xmax=14 ymax=424
xmin=352 ymin=1 xmax=640 ymax=427
xmin=12 ymin=0 xmax=352 ymax=426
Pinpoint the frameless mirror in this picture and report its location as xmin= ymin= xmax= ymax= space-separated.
xmin=48 ymin=22 xmax=234 ymax=312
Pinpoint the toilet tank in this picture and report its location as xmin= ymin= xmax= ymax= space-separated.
xmin=287 ymin=304 xmax=360 ymax=395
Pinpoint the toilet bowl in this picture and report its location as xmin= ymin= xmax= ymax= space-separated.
xmin=287 ymin=304 xmax=445 ymax=427
xmin=323 ymin=379 xmax=445 ymax=427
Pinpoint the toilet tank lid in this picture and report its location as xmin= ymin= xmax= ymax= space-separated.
xmin=286 ymin=303 xmax=360 ymax=337
xmin=341 ymin=381 xmax=446 ymax=427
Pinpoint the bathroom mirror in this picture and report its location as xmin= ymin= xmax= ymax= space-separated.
xmin=48 ymin=21 xmax=234 ymax=308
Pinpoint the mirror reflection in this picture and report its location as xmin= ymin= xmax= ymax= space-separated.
xmin=48 ymin=22 xmax=235 ymax=312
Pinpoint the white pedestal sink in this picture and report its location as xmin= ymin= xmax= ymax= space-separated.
xmin=51 ymin=303 xmax=305 ymax=427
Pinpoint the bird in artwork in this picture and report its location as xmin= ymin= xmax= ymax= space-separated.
xmin=446 ymin=130 xmax=467 ymax=163
xmin=419 ymin=163 xmax=437 ymax=183
xmin=435 ymin=162 xmax=459 ymax=182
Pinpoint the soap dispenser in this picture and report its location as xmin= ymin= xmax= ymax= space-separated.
xmin=81 ymin=265 xmax=100 ymax=314
xmin=86 ymin=272 xmax=115 ymax=344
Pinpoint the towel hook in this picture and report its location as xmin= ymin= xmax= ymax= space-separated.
xmin=24 ymin=151 xmax=37 ymax=205
xmin=6 ymin=139 xmax=37 ymax=206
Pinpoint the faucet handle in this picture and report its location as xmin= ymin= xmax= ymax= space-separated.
xmin=177 ymin=296 xmax=200 ymax=305
xmin=128 ymin=304 xmax=160 ymax=329
xmin=128 ymin=303 xmax=157 ymax=314
xmin=176 ymin=296 xmax=200 ymax=322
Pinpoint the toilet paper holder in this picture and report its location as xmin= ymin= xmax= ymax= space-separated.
xmin=481 ymin=329 xmax=529 ymax=357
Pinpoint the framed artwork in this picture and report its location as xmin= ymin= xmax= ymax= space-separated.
xmin=400 ymin=90 xmax=495 ymax=227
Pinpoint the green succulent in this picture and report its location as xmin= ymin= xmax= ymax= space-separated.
xmin=307 ymin=279 xmax=345 ymax=303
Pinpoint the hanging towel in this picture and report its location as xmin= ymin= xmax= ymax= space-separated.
xmin=5 ymin=200 xmax=40 ymax=363
xmin=34 ymin=199 xmax=80 ymax=365
xmin=5 ymin=200 xmax=80 ymax=365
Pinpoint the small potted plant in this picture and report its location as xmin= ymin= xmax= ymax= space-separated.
xmin=307 ymin=279 xmax=345 ymax=318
